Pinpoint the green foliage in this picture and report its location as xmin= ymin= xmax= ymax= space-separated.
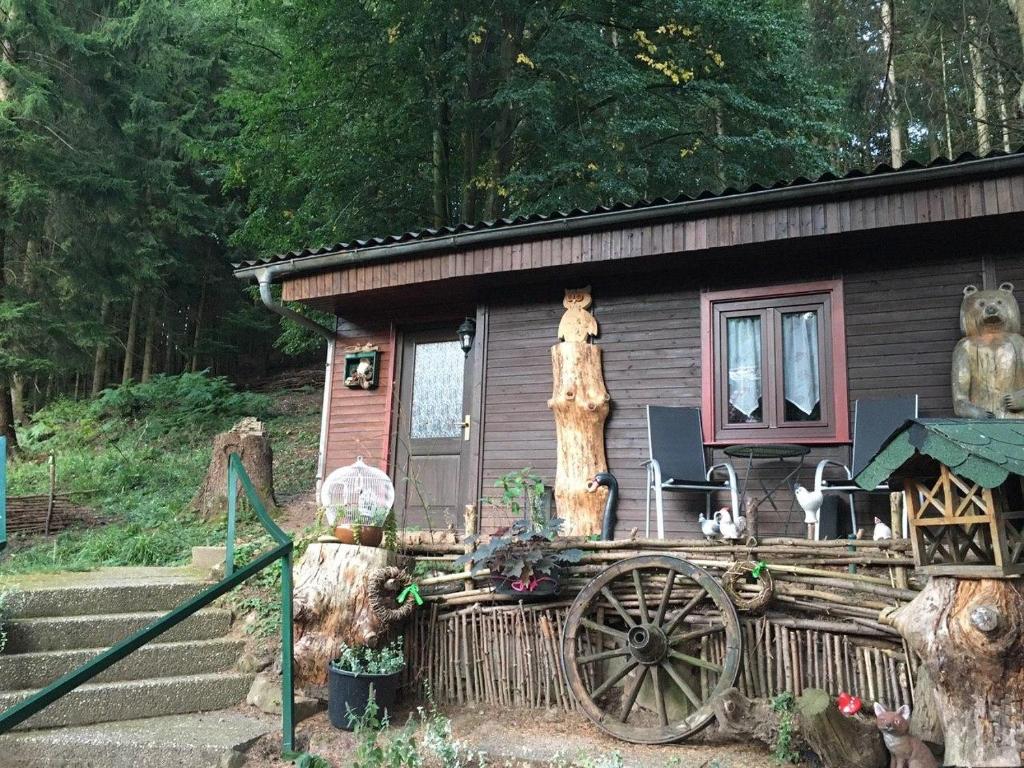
xmin=770 ymin=692 xmax=801 ymax=764
xmin=283 ymin=751 xmax=334 ymax=768
xmin=349 ymin=695 xmax=422 ymax=768
xmin=90 ymin=374 xmax=271 ymax=435
xmin=332 ymin=638 xmax=406 ymax=677
xmin=455 ymin=518 xmax=583 ymax=583
xmin=488 ymin=468 xmax=547 ymax=526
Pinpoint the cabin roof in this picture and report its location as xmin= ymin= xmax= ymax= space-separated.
xmin=854 ymin=419 xmax=1024 ymax=491
xmin=234 ymin=147 xmax=1024 ymax=281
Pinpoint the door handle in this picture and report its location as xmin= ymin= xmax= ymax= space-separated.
xmin=461 ymin=415 xmax=471 ymax=441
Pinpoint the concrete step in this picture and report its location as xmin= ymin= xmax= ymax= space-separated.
xmin=3 ymin=608 xmax=233 ymax=653
xmin=0 ymin=710 xmax=271 ymax=768
xmin=0 ymin=637 xmax=246 ymax=690
xmin=0 ymin=672 xmax=256 ymax=730
xmin=1 ymin=567 xmax=206 ymax=619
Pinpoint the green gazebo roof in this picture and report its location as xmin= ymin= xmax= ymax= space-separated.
xmin=854 ymin=419 xmax=1024 ymax=491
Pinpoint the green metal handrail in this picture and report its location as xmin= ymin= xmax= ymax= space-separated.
xmin=0 ymin=453 xmax=295 ymax=753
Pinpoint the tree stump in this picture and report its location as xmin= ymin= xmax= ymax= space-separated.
xmin=713 ymin=687 xmax=887 ymax=768
xmin=891 ymin=577 xmax=1024 ymax=766
xmin=191 ymin=417 xmax=275 ymax=518
xmin=292 ymin=542 xmax=395 ymax=688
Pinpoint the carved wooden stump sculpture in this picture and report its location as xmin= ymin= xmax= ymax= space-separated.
xmin=891 ymin=577 xmax=1024 ymax=766
xmin=548 ymin=286 xmax=610 ymax=537
xmin=292 ymin=542 xmax=395 ymax=688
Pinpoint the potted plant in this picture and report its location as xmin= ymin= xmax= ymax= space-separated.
xmin=332 ymin=506 xmax=390 ymax=547
xmin=327 ymin=637 xmax=405 ymax=730
xmin=456 ymin=517 xmax=583 ymax=600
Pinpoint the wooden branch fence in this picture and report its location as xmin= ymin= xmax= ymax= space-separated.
xmin=399 ymin=536 xmax=919 ymax=711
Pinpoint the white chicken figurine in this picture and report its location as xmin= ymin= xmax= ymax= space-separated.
xmin=872 ymin=516 xmax=893 ymax=541
xmin=699 ymin=512 xmax=721 ymax=541
xmin=794 ymin=484 xmax=824 ymax=525
xmin=715 ymin=508 xmax=747 ymax=541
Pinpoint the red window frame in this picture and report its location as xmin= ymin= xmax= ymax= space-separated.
xmin=700 ymin=279 xmax=849 ymax=445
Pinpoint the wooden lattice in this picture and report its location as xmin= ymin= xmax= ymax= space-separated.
xmin=904 ymin=465 xmax=1024 ymax=577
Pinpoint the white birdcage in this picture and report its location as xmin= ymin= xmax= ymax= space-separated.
xmin=320 ymin=456 xmax=395 ymax=525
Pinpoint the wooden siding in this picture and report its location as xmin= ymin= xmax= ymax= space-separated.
xmin=283 ymin=170 xmax=1024 ymax=303
xmin=477 ymin=238 xmax=993 ymax=538
xmin=323 ymin=319 xmax=394 ymax=479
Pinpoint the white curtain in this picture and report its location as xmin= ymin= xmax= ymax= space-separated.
xmin=782 ymin=311 xmax=820 ymax=416
xmin=727 ymin=317 xmax=762 ymax=418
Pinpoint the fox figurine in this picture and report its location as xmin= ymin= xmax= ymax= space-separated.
xmin=873 ymin=703 xmax=938 ymax=768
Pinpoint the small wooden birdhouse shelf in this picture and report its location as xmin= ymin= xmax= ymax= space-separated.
xmin=855 ymin=419 xmax=1024 ymax=578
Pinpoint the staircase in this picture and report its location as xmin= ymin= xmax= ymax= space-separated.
xmin=0 ymin=567 xmax=269 ymax=766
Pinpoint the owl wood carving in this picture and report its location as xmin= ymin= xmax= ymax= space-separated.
xmin=558 ymin=286 xmax=599 ymax=343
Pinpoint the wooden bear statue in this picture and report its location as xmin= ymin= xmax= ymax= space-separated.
xmin=952 ymin=282 xmax=1024 ymax=418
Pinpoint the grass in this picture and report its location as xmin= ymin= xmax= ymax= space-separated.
xmin=0 ymin=372 xmax=321 ymax=576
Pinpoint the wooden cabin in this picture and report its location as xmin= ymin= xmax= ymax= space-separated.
xmin=234 ymin=149 xmax=1024 ymax=538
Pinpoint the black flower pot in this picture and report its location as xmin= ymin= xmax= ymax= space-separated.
xmin=490 ymin=570 xmax=563 ymax=602
xmin=327 ymin=664 xmax=403 ymax=730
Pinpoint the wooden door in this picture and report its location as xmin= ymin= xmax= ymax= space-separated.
xmin=393 ymin=328 xmax=474 ymax=529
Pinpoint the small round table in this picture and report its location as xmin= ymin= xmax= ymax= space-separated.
xmin=722 ymin=443 xmax=811 ymax=536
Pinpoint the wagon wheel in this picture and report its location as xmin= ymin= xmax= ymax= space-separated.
xmin=561 ymin=555 xmax=742 ymax=744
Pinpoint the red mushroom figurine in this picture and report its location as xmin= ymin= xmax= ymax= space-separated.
xmin=836 ymin=691 xmax=862 ymax=716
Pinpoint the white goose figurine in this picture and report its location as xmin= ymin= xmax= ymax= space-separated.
xmin=715 ymin=508 xmax=747 ymax=540
xmin=872 ymin=516 xmax=894 ymax=541
xmin=699 ymin=512 xmax=721 ymax=540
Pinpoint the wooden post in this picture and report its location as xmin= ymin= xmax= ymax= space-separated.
xmin=547 ymin=288 xmax=610 ymax=537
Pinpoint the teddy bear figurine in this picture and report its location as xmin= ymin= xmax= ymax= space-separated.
xmin=952 ymin=282 xmax=1024 ymax=419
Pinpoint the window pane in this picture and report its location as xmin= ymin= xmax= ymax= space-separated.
xmin=410 ymin=341 xmax=464 ymax=438
xmin=726 ymin=316 xmax=762 ymax=424
xmin=782 ymin=310 xmax=821 ymax=422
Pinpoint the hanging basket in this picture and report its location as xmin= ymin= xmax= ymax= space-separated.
xmin=721 ymin=559 xmax=774 ymax=612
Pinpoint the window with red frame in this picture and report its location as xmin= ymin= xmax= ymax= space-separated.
xmin=701 ymin=281 xmax=849 ymax=444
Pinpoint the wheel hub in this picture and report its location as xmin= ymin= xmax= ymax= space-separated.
xmin=627 ymin=623 xmax=667 ymax=664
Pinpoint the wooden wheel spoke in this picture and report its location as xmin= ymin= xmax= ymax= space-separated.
xmin=577 ymin=647 xmax=630 ymax=665
xmin=669 ymin=649 xmax=723 ymax=674
xmin=654 ymin=569 xmax=676 ymax=626
xmin=662 ymin=587 xmax=707 ymax=636
xmin=617 ymin=666 xmax=648 ymax=722
xmin=651 ymin=665 xmax=668 ymax=726
xmin=632 ymin=570 xmax=650 ymax=624
xmin=600 ymin=586 xmax=637 ymax=628
xmin=591 ymin=659 xmax=639 ymax=700
xmin=669 ymin=624 xmax=725 ymax=645
xmin=661 ymin=660 xmax=702 ymax=709
xmin=581 ymin=617 xmax=627 ymax=642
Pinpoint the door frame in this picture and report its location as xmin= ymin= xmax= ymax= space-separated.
xmin=389 ymin=308 xmax=487 ymax=530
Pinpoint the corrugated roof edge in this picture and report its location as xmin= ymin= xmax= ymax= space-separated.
xmin=234 ymin=147 xmax=1024 ymax=279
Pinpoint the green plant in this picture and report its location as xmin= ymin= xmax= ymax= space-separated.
xmin=332 ymin=638 xmax=405 ymax=676
xmin=488 ymin=468 xmax=547 ymax=526
xmin=455 ymin=518 xmax=583 ymax=587
xmin=419 ymin=703 xmax=487 ymax=768
xmin=283 ymin=751 xmax=334 ymax=768
xmin=770 ymin=691 xmax=801 ymax=764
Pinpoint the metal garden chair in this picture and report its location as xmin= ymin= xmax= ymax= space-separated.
xmin=812 ymin=394 xmax=919 ymax=538
xmin=643 ymin=405 xmax=740 ymax=539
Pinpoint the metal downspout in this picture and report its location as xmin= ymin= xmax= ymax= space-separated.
xmin=256 ymin=268 xmax=337 ymax=497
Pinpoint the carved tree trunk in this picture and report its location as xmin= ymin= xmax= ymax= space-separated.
xmin=548 ymin=341 xmax=609 ymax=536
xmin=714 ymin=687 xmax=886 ymax=768
xmin=892 ymin=577 xmax=1024 ymax=766
xmin=191 ymin=417 xmax=275 ymax=518
xmin=292 ymin=543 xmax=395 ymax=688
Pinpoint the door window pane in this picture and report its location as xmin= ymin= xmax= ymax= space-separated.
xmin=410 ymin=341 xmax=464 ymax=439
xmin=782 ymin=310 xmax=821 ymax=421
xmin=726 ymin=316 xmax=762 ymax=423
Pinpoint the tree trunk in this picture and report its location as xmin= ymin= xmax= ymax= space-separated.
xmin=91 ymin=297 xmax=112 ymax=396
xmin=968 ymin=16 xmax=992 ymax=155
xmin=891 ymin=577 xmax=1024 ymax=766
xmin=431 ymin=97 xmax=450 ymax=228
xmin=910 ymin=664 xmax=944 ymax=753
xmin=10 ymin=373 xmax=25 ymax=424
xmin=713 ymin=687 xmax=887 ymax=767
xmin=996 ymin=64 xmax=1013 ymax=152
xmin=293 ymin=542 xmax=395 ymax=689
xmin=191 ymin=280 xmax=206 ymax=373
xmin=141 ymin=301 xmax=157 ymax=383
xmin=191 ymin=417 xmax=275 ymax=518
xmin=1008 ymin=0 xmax=1024 ymax=115
xmin=880 ymin=0 xmax=903 ymax=167
xmin=940 ymin=33 xmax=955 ymax=158
xmin=121 ymin=289 xmax=140 ymax=385
xmin=547 ymin=342 xmax=610 ymax=536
